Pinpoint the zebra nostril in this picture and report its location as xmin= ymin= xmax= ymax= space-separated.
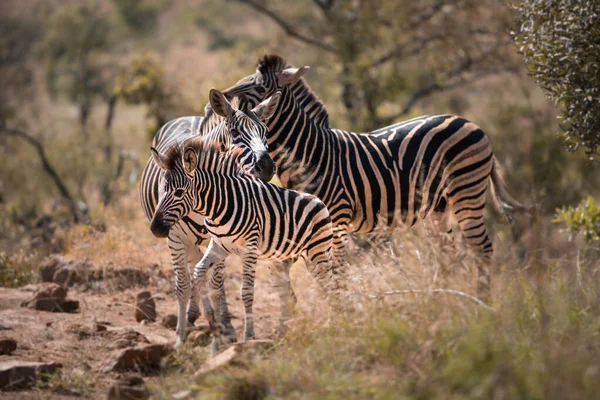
xmin=150 ymin=216 xmax=170 ymax=238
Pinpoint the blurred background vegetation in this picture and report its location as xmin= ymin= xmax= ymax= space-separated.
xmin=1 ymin=1 xmax=600 ymax=398
xmin=1 ymin=0 xmax=599 ymax=253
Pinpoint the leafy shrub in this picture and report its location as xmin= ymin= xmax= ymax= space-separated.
xmin=511 ymin=0 xmax=600 ymax=154
xmin=555 ymin=196 xmax=600 ymax=243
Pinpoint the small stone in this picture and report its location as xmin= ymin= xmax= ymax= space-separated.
xmin=107 ymin=374 xmax=149 ymax=400
xmin=195 ymin=340 xmax=274 ymax=377
xmin=100 ymin=344 xmax=172 ymax=374
xmin=0 ymin=360 xmax=62 ymax=390
xmin=20 ymin=283 xmax=78 ymax=313
xmin=134 ymin=291 xmax=157 ymax=323
xmin=26 ymin=298 xmax=79 ymax=313
xmin=161 ymin=314 xmax=177 ymax=330
xmin=0 ymin=339 xmax=17 ymax=355
xmin=101 ymin=330 xmax=150 ymax=349
xmin=30 ymin=283 xmax=67 ymax=302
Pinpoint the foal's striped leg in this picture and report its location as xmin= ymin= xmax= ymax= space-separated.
xmin=168 ymin=226 xmax=193 ymax=348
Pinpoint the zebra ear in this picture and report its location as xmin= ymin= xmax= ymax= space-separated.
xmin=209 ymin=88 xmax=234 ymax=119
xmin=183 ymin=148 xmax=197 ymax=176
xmin=276 ymin=66 xmax=310 ymax=85
xmin=252 ymin=92 xmax=281 ymax=122
xmin=151 ymin=147 xmax=169 ymax=170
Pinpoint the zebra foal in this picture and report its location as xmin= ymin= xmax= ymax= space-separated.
xmin=150 ymin=89 xmax=346 ymax=348
xmin=144 ymin=89 xmax=278 ymax=346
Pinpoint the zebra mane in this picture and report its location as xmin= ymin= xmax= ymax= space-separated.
xmin=258 ymin=54 xmax=330 ymax=128
xmin=199 ymin=96 xmax=243 ymax=135
xmin=181 ymin=137 xmax=247 ymax=177
xmin=257 ymin=54 xmax=289 ymax=75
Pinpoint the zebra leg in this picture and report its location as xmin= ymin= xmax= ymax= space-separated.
xmin=186 ymin=242 xmax=203 ymax=325
xmin=269 ymin=259 xmax=295 ymax=336
xmin=168 ymin=227 xmax=194 ymax=349
xmin=239 ymin=245 xmax=259 ymax=341
xmin=192 ymin=239 xmax=228 ymax=343
xmin=454 ymin=213 xmax=493 ymax=303
xmin=208 ymin=261 xmax=238 ymax=345
xmin=331 ymin=226 xmax=349 ymax=267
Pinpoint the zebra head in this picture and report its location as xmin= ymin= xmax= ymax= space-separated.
xmin=208 ymin=88 xmax=279 ymax=182
xmin=149 ymin=145 xmax=198 ymax=238
xmin=222 ymin=54 xmax=309 ymax=110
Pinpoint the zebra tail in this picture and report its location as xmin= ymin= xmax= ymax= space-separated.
xmin=489 ymin=156 xmax=532 ymax=222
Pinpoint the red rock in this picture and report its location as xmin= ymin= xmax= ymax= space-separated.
xmin=0 ymin=360 xmax=62 ymax=390
xmin=100 ymin=344 xmax=172 ymax=373
xmin=134 ymin=291 xmax=156 ymax=323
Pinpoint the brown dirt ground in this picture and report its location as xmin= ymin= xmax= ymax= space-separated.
xmin=0 ymin=256 xmax=321 ymax=399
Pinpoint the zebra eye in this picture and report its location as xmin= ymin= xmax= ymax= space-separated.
xmin=229 ymin=128 xmax=240 ymax=137
xmin=174 ymin=189 xmax=185 ymax=197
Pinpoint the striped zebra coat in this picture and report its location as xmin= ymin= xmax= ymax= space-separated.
xmin=141 ymin=89 xmax=278 ymax=346
xmin=222 ymin=55 xmax=529 ymax=302
xmin=150 ymin=136 xmax=344 ymax=347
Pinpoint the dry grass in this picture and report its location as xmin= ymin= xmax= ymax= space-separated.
xmin=144 ymin=216 xmax=600 ymax=400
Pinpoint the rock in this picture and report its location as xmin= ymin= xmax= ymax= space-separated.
xmin=101 ymin=330 xmax=150 ymax=349
xmin=0 ymin=339 xmax=17 ymax=355
xmin=0 ymin=360 xmax=62 ymax=390
xmin=134 ymin=291 xmax=156 ymax=323
xmin=39 ymin=255 xmax=85 ymax=287
xmin=195 ymin=340 xmax=274 ymax=377
xmin=20 ymin=283 xmax=78 ymax=313
xmin=187 ymin=330 xmax=211 ymax=348
xmin=100 ymin=344 xmax=172 ymax=373
xmin=107 ymin=374 xmax=149 ymax=400
xmin=26 ymin=298 xmax=79 ymax=313
xmin=161 ymin=314 xmax=177 ymax=330
xmin=30 ymin=282 xmax=67 ymax=302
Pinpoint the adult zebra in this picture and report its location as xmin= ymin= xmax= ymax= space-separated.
xmin=139 ymin=89 xmax=279 ymax=345
xmin=221 ymin=55 xmax=529 ymax=304
xmin=150 ymin=96 xmax=345 ymax=347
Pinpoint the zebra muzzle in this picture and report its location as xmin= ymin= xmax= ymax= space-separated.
xmin=252 ymin=153 xmax=276 ymax=182
xmin=150 ymin=215 xmax=171 ymax=238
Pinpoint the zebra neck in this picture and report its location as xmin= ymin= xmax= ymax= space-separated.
xmin=291 ymin=79 xmax=329 ymax=128
xmin=194 ymin=170 xmax=249 ymax=225
xmin=266 ymin=86 xmax=334 ymax=189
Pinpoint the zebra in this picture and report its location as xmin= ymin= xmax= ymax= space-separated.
xmin=149 ymin=97 xmax=346 ymax=347
xmin=140 ymin=89 xmax=278 ymax=346
xmin=220 ymin=54 xmax=529 ymax=305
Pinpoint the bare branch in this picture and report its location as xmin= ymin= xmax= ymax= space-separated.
xmin=383 ymin=41 xmax=512 ymax=121
xmin=0 ymin=124 xmax=86 ymax=223
xmin=236 ymin=0 xmax=338 ymax=54
xmin=372 ymin=34 xmax=445 ymax=67
xmin=369 ymin=288 xmax=494 ymax=310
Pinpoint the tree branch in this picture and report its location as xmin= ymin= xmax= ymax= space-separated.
xmin=236 ymin=0 xmax=338 ymax=54
xmin=383 ymin=41 xmax=512 ymax=121
xmin=0 ymin=124 xmax=86 ymax=223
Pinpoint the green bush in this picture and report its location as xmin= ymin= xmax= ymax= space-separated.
xmin=555 ymin=196 xmax=600 ymax=243
xmin=512 ymin=0 xmax=600 ymax=154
